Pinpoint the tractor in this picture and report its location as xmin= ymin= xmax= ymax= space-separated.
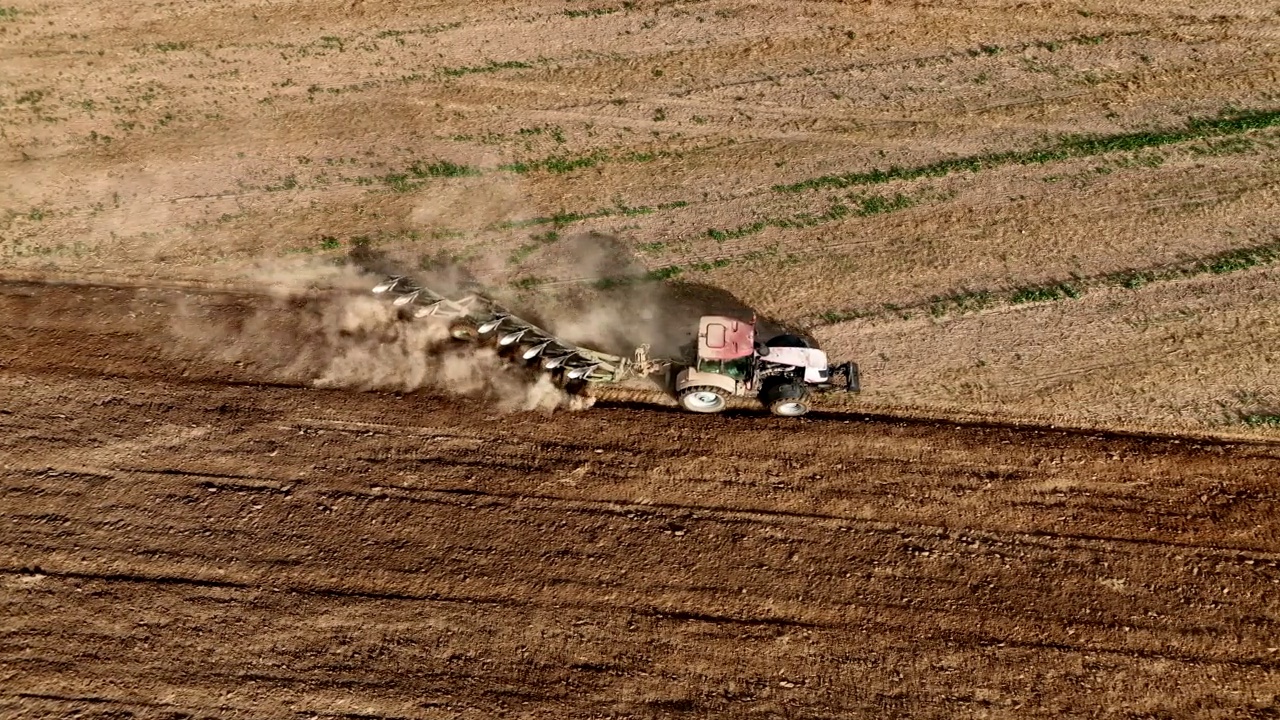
xmin=674 ymin=315 xmax=859 ymax=416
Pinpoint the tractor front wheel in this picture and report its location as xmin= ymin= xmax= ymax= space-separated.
xmin=679 ymin=386 xmax=729 ymax=414
xmin=763 ymin=381 xmax=811 ymax=417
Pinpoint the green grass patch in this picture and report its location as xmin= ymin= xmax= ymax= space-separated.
xmin=511 ymin=276 xmax=546 ymax=290
xmin=706 ymin=192 xmax=917 ymax=241
xmin=498 ymin=146 xmax=676 ymax=175
xmin=1105 ymin=238 xmax=1280 ymax=287
xmin=592 ymin=247 xmax=776 ymax=289
xmin=966 ymin=44 xmax=1003 ymax=57
xmin=410 ymin=159 xmax=478 ymax=178
xmin=814 ymin=236 xmax=1280 ymax=325
xmin=375 ymin=22 xmax=461 ymax=38
xmin=818 ymin=310 xmax=867 ymax=324
xmin=1189 ymin=137 xmax=1257 ymax=156
xmin=513 ymin=124 xmax=566 ymax=143
xmin=856 ymin=193 xmax=917 ymax=215
xmin=590 ymin=263 xmax=687 ymax=291
xmin=1241 ymin=413 xmax=1280 ymax=429
xmin=564 ymin=7 xmax=617 ymax=17
xmin=265 ymin=174 xmax=300 ymax=192
xmin=929 ymin=290 xmax=995 ymax=317
xmin=440 ymin=60 xmax=532 ymax=77
xmin=381 ymin=173 xmax=415 ymax=192
xmin=646 ymin=265 xmax=684 ymax=281
xmin=775 ymin=108 xmax=1280 ymax=194
xmin=375 ymin=158 xmax=479 ymax=192
xmin=499 ymin=199 xmax=688 ymax=229
xmin=690 ymin=258 xmax=733 ymax=272
xmin=500 ymin=150 xmax=608 ymax=174
xmin=508 ymin=230 xmax=560 ymax=265
xmin=1009 ymin=282 xmax=1082 ymax=304
xmin=707 ymin=221 xmax=768 ymax=242
xmin=1200 ymin=244 xmax=1280 ymax=274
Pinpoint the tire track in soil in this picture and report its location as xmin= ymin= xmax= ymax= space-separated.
xmin=3 ymin=278 xmax=1280 ymax=717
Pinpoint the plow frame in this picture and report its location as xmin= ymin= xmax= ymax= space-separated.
xmin=371 ymin=275 xmax=670 ymax=385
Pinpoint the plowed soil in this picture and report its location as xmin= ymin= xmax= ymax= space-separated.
xmin=4 ymin=281 xmax=1280 ymax=719
xmin=5 ymin=0 xmax=1280 ymax=717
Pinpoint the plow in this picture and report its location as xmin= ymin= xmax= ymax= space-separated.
xmin=371 ymin=273 xmax=860 ymax=417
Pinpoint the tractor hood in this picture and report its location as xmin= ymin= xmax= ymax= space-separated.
xmin=764 ymin=346 xmax=829 ymax=370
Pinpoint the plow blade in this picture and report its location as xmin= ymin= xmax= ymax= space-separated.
xmin=368 ymin=274 xmax=658 ymax=385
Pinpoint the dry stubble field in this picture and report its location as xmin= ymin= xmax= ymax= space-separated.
xmin=3 ymin=0 xmax=1280 ymax=718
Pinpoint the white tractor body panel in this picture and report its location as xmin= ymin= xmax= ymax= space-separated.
xmin=763 ymin=347 xmax=830 ymax=384
xmin=764 ymin=346 xmax=827 ymax=367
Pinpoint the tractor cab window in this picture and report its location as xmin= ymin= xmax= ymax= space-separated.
xmin=697 ymin=356 xmax=750 ymax=379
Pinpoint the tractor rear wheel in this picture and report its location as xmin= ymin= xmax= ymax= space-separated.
xmin=678 ymin=386 xmax=729 ymax=414
xmin=763 ymin=381 xmax=811 ymax=417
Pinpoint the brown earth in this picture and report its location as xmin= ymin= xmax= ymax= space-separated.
xmin=4 ymin=0 xmax=1280 ymax=717
xmin=3 ymin=277 xmax=1280 ymax=719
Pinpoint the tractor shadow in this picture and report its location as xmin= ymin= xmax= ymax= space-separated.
xmin=642 ymin=280 xmax=814 ymax=353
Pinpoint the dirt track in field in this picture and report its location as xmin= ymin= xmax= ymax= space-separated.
xmin=4 ymin=280 xmax=1280 ymax=718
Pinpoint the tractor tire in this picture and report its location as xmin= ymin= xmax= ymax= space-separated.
xmin=765 ymin=333 xmax=812 ymax=349
xmin=678 ymin=386 xmax=730 ymax=414
xmin=763 ymin=381 xmax=811 ymax=417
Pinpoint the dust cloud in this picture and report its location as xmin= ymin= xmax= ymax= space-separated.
xmin=169 ymin=257 xmax=592 ymax=414
xmin=168 ymin=225 xmax=794 ymax=412
xmin=500 ymin=230 xmax=806 ymax=359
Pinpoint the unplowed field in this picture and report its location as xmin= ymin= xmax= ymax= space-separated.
xmin=3 ymin=0 xmax=1278 ymax=434
xmin=4 ymin=0 xmax=1280 ymax=717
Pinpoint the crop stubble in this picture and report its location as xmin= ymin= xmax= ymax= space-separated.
xmin=2 ymin=0 xmax=1280 ymax=715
